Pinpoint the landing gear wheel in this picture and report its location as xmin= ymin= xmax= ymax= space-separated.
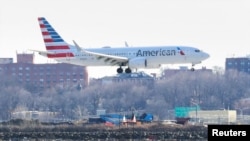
xmin=117 ymin=67 xmax=123 ymax=73
xmin=125 ymin=68 xmax=132 ymax=73
xmin=191 ymin=68 xmax=195 ymax=71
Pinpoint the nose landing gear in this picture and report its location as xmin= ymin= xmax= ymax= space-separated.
xmin=191 ymin=64 xmax=195 ymax=71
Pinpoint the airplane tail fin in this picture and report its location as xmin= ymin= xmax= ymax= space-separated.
xmin=38 ymin=17 xmax=75 ymax=58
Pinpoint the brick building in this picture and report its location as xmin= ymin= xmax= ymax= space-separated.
xmin=100 ymin=71 xmax=155 ymax=86
xmin=0 ymin=53 xmax=88 ymax=88
xmin=225 ymin=57 xmax=250 ymax=74
xmin=16 ymin=52 xmax=34 ymax=64
xmin=162 ymin=66 xmax=213 ymax=78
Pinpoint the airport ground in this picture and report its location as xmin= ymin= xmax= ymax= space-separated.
xmin=0 ymin=119 xmax=207 ymax=140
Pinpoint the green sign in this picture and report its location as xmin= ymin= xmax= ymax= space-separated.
xmin=175 ymin=106 xmax=200 ymax=117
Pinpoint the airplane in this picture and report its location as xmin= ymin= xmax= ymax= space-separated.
xmin=32 ymin=17 xmax=210 ymax=74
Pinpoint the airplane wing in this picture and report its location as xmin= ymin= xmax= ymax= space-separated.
xmin=83 ymin=50 xmax=129 ymax=66
xmin=72 ymin=40 xmax=129 ymax=66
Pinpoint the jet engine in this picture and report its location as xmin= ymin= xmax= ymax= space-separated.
xmin=128 ymin=57 xmax=147 ymax=69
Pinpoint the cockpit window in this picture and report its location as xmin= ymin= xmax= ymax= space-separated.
xmin=195 ymin=49 xmax=200 ymax=52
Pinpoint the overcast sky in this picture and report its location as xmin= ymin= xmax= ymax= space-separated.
xmin=1 ymin=0 xmax=250 ymax=78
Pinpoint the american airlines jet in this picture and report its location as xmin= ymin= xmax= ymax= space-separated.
xmin=32 ymin=17 xmax=210 ymax=73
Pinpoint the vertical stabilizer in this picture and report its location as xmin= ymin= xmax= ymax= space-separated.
xmin=38 ymin=17 xmax=74 ymax=58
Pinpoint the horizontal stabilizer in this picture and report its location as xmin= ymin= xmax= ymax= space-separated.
xmin=29 ymin=49 xmax=57 ymax=55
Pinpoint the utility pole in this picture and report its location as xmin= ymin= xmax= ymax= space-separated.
xmin=191 ymin=100 xmax=199 ymax=124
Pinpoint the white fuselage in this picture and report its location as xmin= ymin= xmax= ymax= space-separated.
xmin=45 ymin=46 xmax=209 ymax=69
xmin=36 ymin=17 xmax=210 ymax=72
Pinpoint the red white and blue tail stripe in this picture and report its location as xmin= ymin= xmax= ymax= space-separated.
xmin=38 ymin=17 xmax=74 ymax=58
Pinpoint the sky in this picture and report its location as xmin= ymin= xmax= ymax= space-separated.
xmin=1 ymin=0 xmax=250 ymax=78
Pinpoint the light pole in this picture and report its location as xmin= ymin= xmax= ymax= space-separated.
xmin=191 ymin=100 xmax=199 ymax=124
xmin=236 ymin=107 xmax=249 ymax=120
xmin=195 ymin=103 xmax=198 ymax=123
xmin=131 ymin=107 xmax=136 ymax=141
xmin=238 ymin=108 xmax=243 ymax=119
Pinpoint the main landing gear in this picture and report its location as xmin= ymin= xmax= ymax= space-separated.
xmin=117 ymin=67 xmax=132 ymax=73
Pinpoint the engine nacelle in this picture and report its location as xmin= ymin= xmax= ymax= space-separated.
xmin=128 ymin=57 xmax=162 ymax=69
xmin=128 ymin=57 xmax=147 ymax=69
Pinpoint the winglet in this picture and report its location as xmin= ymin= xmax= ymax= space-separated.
xmin=125 ymin=41 xmax=129 ymax=47
xmin=72 ymin=40 xmax=83 ymax=52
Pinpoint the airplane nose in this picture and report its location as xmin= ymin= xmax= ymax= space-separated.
xmin=203 ymin=52 xmax=210 ymax=60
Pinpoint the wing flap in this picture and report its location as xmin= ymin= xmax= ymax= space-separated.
xmin=83 ymin=50 xmax=128 ymax=66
